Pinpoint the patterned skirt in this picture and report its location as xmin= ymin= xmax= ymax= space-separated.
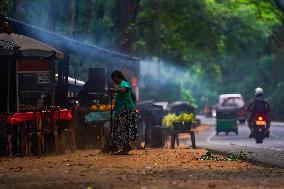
xmin=109 ymin=108 xmax=137 ymax=152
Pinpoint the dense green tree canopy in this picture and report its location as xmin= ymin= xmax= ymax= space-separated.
xmin=5 ymin=0 xmax=284 ymax=118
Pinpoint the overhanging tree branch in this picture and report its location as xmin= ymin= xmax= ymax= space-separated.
xmin=134 ymin=16 xmax=157 ymax=27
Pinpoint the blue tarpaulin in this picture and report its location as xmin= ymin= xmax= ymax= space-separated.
xmin=84 ymin=111 xmax=111 ymax=122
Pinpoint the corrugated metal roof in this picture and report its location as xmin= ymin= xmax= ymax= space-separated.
xmin=0 ymin=33 xmax=64 ymax=59
xmin=0 ymin=40 xmax=17 ymax=55
xmin=6 ymin=18 xmax=140 ymax=64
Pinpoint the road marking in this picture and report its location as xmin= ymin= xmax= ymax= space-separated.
xmin=206 ymin=131 xmax=284 ymax=151
xmin=206 ymin=131 xmax=216 ymax=143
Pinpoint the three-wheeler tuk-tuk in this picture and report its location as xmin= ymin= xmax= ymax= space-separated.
xmin=216 ymin=106 xmax=238 ymax=135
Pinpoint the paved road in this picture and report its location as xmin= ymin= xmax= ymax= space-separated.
xmin=195 ymin=115 xmax=284 ymax=168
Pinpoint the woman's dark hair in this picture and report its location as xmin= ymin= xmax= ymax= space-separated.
xmin=111 ymin=70 xmax=127 ymax=81
xmin=111 ymin=70 xmax=136 ymax=102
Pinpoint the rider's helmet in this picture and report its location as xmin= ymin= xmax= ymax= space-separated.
xmin=255 ymin=87 xmax=264 ymax=96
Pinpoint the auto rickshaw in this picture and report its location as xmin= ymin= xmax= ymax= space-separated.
xmin=219 ymin=94 xmax=246 ymax=124
xmin=216 ymin=106 xmax=238 ymax=135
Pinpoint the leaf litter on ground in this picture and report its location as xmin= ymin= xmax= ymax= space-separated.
xmin=197 ymin=150 xmax=247 ymax=161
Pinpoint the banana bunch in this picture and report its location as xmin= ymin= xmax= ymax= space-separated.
xmin=177 ymin=113 xmax=194 ymax=123
xmin=162 ymin=113 xmax=195 ymax=128
xmin=162 ymin=113 xmax=178 ymax=128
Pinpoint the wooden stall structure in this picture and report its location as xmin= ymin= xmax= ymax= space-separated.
xmin=4 ymin=16 xmax=140 ymax=108
xmin=2 ymin=16 xmax=140 ymax=150
xmin=0 ymin=31 xmax=77 ymax=156
xmin=0 ymin=33 xmax=64 ymax=113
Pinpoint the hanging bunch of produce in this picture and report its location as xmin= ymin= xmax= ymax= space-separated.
xmin=162 ymin=113 xmax=195 ymax=129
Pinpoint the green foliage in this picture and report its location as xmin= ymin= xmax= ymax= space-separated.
xmin=8 ymin=0 xmax=284 ymax=119
xmin=177 ymin=113 xmax=195 ymax=123
xmin=162 ymin=113 xmax=178 ymax=128
xmin=180 ymin=88 xmax=197 ymax=108
xmin=197 ymin=150 xmax=247 ymax=161
xmin=135 ymin=0 xmax=282 ymax=114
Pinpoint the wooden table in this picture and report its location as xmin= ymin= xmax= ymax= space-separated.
xmin=168 ymin=129 xmax=196 ymax=149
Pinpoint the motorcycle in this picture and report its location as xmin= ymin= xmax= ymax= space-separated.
xmin=252 ymin=115 xmax=269 ymax=143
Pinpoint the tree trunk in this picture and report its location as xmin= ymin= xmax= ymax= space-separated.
xmin=0 ymin=0 xmax=7 ymax=16
xmin=11 ymin=0 xmax=24 ymax=19
xmin=95 ymin=3 xmax=105 ymax=43
xmin=114 ymin=0 xmax=140 ymax=54
xmin=81 ymin=0 xmax=94 ymax=39
xmin=69 ymin=0 xmax=76 ymax=36
xmin=268 ymin=1 xmax=284 ymax=50
xmin=12 ymin=0 xmax=18 ymax=17
xmin=46 ymin=0 xmax=60 ymax=31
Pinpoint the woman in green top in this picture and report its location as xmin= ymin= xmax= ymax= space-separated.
xmin=108 ymin=70 xmax=137 ymax=154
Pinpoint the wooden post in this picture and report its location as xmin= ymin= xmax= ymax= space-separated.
xmin=57 ymin=54 xmax=69 ymax=107
xmin=50 ymin=59 xmax=56 ymax=106
xmin=7 ymin=58 xmax=10 ymax=113
xmin=64 ymin=54 xmax=70 ymax=107
xmin=170 ymin=130 xmax=196 ymax=149
xmin=16 ymin=60 xmax=19 ymax=112
xmin=190 ymin=131 xmax=196 ymax=149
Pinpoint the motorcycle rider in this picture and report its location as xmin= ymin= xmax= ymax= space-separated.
xmin=247 ymin=87 xmax=271 ymax=138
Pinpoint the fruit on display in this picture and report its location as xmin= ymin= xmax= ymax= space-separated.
xmin=177 ymin=113 xmax=194 ymax=123
xmin=98 ymin=104 xmax=107 ymax=112
xmin=162 ymin=113 xmax=195 ymax=128
xmin=162 ymin=113 xmax=178 ymax=128
xmin=90 ymin=105 xmax=98 ymax=112
xmin=90 ymin=104 xmax=113 ymax=112
xmin=106 ymin=105 xmax=112 ymax=111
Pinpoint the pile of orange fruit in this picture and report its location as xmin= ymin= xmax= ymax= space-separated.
xmin=90 ymin=104 xmax=113 ymax=112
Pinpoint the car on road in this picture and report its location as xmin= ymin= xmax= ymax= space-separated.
xmin=203 ymin=105 xmax=215 ymax=117
xmin=219 ymin=94 xmax=246 ymax=124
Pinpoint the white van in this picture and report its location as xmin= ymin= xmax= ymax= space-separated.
xmin=219 ymin=94 xmax=245 ymax=108
xmin=218 ymin=94 xmax=246 ymax=123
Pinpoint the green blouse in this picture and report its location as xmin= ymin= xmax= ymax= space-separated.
xmin=114 ymin=80 xmax=135 ymax=113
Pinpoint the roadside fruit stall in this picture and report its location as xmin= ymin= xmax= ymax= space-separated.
xmin=0 ymin=31 xmax=78 ymax=156
xmin=0 ymin=18 xmax=141 ymax=154
xmin=162 ymin=112 xmax=196 ymax=149
xmin=75 ymin=68 xmax=114 ymax=149
xmin=76 ymin=104 xmax=114 ymax=148
xmin=75 ymin=102 xmax=113 ymax=149
xmin=0 ymin=32 xmax=64 ymax=113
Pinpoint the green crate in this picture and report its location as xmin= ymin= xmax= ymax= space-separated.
xmin=216 ymin=119 xmax=238 ymax=133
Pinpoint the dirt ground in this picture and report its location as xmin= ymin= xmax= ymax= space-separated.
xmin=0 ymin=147 xmax=283 ymax=189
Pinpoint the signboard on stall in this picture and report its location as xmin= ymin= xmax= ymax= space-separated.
xmin=17 ymin=59 xmax=51 ymax=71
xmin=16 ymin=59 xmax=53 ymax=111
xmin=18 ymin=72 xmax=51 ymax=91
